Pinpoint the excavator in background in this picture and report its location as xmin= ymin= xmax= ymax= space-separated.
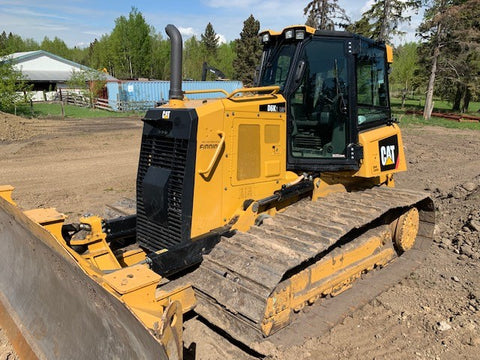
xmin=201 ymin=62 xmax=226 ymax=81
xmin=0 ymin=24 xmax=434 ymax=359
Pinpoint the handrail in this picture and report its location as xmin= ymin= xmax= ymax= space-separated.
xmin=184 ymin=89 xmax=229 ymax=96
xmin=227 ymin=85 xmax=280 ymax=99
xmin=198 ymin=131 xmax=225 ymax=178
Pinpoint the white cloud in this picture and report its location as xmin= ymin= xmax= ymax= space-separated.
xmin=178 ymin=27 xmax=197 ymax=38
xmin=3 ymin=7 xmax=70 ymax=20
xmin=216 ymin=33 xmax=226 ymax=44
xmin=82 ymin=30 xmax=109 ymax=37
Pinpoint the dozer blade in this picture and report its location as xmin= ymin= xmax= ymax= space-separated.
xmin=188 ymin=187 xmax=435 ymax=351
xmin=0 ymin=192 xmax=169 ymax=359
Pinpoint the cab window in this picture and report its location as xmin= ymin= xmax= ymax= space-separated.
xmin=260 ymin=43 xmax=296 ymax=90
xmin=356 ymin=42 xmax=390 ymax=126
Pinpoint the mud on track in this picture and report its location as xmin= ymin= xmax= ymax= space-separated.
xmin=0 ymin=114 xmax=479 ymax=359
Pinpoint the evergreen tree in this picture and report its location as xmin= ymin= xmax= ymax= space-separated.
xmin=303 ymin=0 xmax=350 ymax=30
xmin=233 ymin=15 xmax=261 ymax=86
xmin=0 ymin=32 xmax=39 ymax=55
xmin=0 ymin=31 xmax=8 ymax=55
xmin=346 ymin=16 xmax=372 ymax=36
xmin=201 ymin=22 xmax=219 ymax=58
xmin=349 ymin=0 xmax=421 ymax=42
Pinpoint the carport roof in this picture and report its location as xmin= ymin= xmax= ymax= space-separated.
xmin=1 ymin=50 xmax=117 ymax=82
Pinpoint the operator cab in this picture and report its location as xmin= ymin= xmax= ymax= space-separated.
xmin=257 ymin=25 xmax=392 ymax=172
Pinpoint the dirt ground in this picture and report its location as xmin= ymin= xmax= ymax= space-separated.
xmin=0 ymin=111 xmax=479 ymax=360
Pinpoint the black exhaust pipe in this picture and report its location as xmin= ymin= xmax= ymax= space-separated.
xmin=165 ymin=24 xmax=183 ymax=100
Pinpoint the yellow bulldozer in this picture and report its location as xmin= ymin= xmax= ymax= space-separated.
xmin=0 ymin=24 xmax=434 ymax=359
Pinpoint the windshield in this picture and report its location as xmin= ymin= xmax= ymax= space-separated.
xmin=259 ymin=43 xmax=297 ymax=90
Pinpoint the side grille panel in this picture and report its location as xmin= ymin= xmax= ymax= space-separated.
xmin=136 ymin=108 xmax=198 ymax=252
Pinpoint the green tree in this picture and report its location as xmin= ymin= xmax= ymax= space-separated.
xmin=109 ymin=7 xmax=152 ymax=79
xmin=303 ymin=0 xmax=350 ymax=30
xmin=0 ymin=31 xmax=7 ymax=55
xmin=390 ymin=42 xmax=419 ymax=107
xmin=436 ymin=0 xmax=480 ymax=112
xmin=214 ymin=42 xmax=236 ymax=79
xmin=67 ymin=69 xmax=107 ymax=105
xmin=184 ymin=36 xmax=204 ymax=80
xmin=233 ymin=15 xmax=261 ymax=86
xmin=450 ymin=0 xmax=480 ymax=112
xmin=417 ymin=0 xmax=456 ymax=118
xmin=349 ymin=0 xmax=421 ymax=42
xmin=0 ymin=58 xmax=31 ymax=111
xmin=0 ymin=32 xmax=39 ymax=55
xmin=148 ymin=29 xmax=170 ymax=80
xmin=88 ymin=35 xmax=116 ymax=76
xmin=69 ymin=46 xmax=89 ymax=66
xmin=41 ymin=36 xmax=69 ymax=58
xmin=201 ymin=22 xmax=219 ymax=58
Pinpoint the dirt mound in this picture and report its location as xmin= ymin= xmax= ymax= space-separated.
xmin=435 ymin=175 xmax=480 ymax=260
xmin=0 ymin=111 xmax=41 ymax=142
xmin=0 ymin=327 xmax=18 ymax=360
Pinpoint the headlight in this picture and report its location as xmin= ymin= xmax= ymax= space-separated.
xmin=295 ymin=30 xmax=305 ymax=40
xmin=262 ymin=33 xmax=270 ymax=43
xmin=285 ymin=29 xmax=294 ymax=39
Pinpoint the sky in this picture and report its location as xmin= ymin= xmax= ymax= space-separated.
xmin=0 ymin=0 xmax=424 ymax=48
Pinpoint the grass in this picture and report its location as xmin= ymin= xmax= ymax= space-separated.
xmin=391 ymin=97 xmax=480 ymax=131
xmin=8 ymin=98 xmax=479 ymax=130
xmin=390 ymin=97 xmax=480 ymax=114
xmin=13 ymin=102 xmax=142 ymax=119
xmin=396 ymin=113 xmax=480 ymax=130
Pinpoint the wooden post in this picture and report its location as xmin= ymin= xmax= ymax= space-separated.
xmin=61 ymin=101 xmax=65 ymax=120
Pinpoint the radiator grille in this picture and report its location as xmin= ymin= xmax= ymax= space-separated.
xmin=136 ymin=135 xmax=189 ymax=251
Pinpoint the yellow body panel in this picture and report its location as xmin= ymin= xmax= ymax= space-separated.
xmin=356 ymin=123 xmax=407 ymax=178
xmin=386 ymin=44 xmax=394 ymax=64
xmin=190 ymin=93 xmax=297 ymax=238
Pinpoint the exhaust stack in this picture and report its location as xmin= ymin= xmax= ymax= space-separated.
xmin=165 ymin=24 xmax=183 ymax=101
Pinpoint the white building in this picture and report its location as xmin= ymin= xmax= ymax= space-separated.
xmin=2 ymin=50 xmax=116 ymax=91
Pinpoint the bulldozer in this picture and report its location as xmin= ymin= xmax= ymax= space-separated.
xmin=0 ymin=24 xmax=434 ymax=359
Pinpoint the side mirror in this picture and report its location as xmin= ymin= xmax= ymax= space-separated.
xmin=294 ymin=60 xmax=306 ymax=84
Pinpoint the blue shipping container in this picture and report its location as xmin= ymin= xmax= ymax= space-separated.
xmin=106 ymin=80 xmax=243 ymax=111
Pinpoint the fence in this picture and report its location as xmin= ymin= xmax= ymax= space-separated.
xmin=94 ymin=98 xmax=157 ymax=112
xmin=24 ymin=81 xmax=245 ymax=112
xmin=59 ymin=89 xmax=91 ymax=107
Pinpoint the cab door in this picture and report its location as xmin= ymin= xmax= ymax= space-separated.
xmin=285 ymin=36 xmax=359 ymax=172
